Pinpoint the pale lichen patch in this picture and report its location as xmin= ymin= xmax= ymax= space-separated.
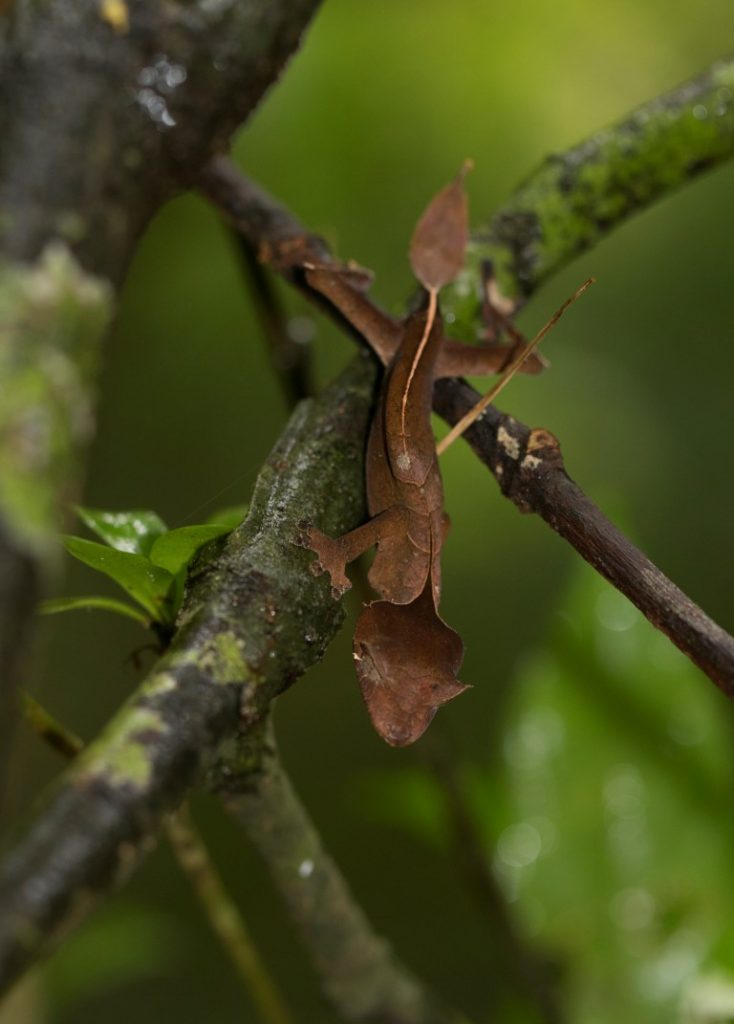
xmin=76 ymin=707 xmax=167 ymax=791
xmin=522 ymin=454 xmax=541 ymax=471
xmin=497 ymin=425 xmax=520 ymax=460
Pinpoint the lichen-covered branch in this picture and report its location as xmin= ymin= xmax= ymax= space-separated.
xmin=201 ymin=157 xmax=734 ymax=697
xmin=0 ymin=355 xmax=375 ymax=994
xmin=217 ymin=729 xmax=471 ymax=1024
xmin=443 ymin=55 xmax=734 ymax=322
xmin=18 ymin=691 xmax=292 ymax=1024
xmin=3 ymin=352 xmax=468 ymax=1022
xmin=0 ymin=0 xmax=321 ymax=801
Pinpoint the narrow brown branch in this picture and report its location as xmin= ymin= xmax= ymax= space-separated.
xmin=200 ymin=158 xmax=330 ymax=271
xmin=233 ymin=232 xmax=313 ymax=408
xmin=200 ymin=158 xmax=734 ymax=698
xmin=432 ymin=383 xmax=734 ymax=696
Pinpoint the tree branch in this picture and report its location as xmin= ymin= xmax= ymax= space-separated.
xmin=0 ymin=0 xmax=322 ymax=279
xmin=430 ymin=386 xmax=734 ymax=696
xmin=232 ymin=232 xmax=313 ymax=408
xmin=200 ymin=156 xmax=734 ymax=697
xmin=443 ymin=55 xmax=734 ymax=317
xmin=18 ymin=690 xmax=293 ymax=1024
xmin=2 ymin=357 xmax=470 ymax=1020
xmin=217 ymin=727 xmax=471 ymax=1024
xmin=0 ymin=354 xmax=375 ymax=993
xmin=0 ymin=0 xmax=321 ymax=803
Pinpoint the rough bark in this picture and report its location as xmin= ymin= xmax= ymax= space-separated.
xmin=0 ymin=0 xmax=322 ymax=801
xmin=0 ymin=354 xmax=374 ymax=993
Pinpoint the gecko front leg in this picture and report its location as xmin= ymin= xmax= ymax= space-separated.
xmin=299 ymin=506 xmax=409 ymax=599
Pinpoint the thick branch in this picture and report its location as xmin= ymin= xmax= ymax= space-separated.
xmin=19 ymin=691 xmax=291 ymax=1024
xmin=0 ymin=0 xmax=321 ymax=280
xmin=0 ymin=0 xmax=321 ymax=802
xmin=217 ymin=730 xmax=470 ymax=1024
xmin=0 ymin=355 xmax=375 ymax=993
xmin=201 ymin=158 xmax=734 ymax=697
xmin=443 ymin=55 xmax=734 ymax=318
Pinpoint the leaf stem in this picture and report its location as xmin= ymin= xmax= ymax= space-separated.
xmin=18 ymin=691 xmax=84 ymax=760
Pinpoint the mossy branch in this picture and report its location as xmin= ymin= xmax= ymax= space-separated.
xmin=18 ymin=690 xmax=291 ymax=1024
xmin=0 ymin=354 xmax=375 ymax=993
xmin=0 ymin=0 xmax=321 ymax=809
xmin=443 ymin=55 xmax=734 ymax=321
xmin=1 ymin=354 xmax=470 ymax=1020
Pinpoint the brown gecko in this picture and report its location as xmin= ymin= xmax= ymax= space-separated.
xmin=301 ymin=171 xmax=543 ymax=745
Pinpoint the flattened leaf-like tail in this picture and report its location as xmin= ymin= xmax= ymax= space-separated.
xmin=353 ymin=583 xmax=468 ymax=747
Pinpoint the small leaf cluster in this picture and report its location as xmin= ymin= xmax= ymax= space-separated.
xmin=42 ymin=506 xmax=245 ymax=638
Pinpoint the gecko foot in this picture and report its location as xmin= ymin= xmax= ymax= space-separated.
xmin=298 ymin=523 xmax=352 ymax=599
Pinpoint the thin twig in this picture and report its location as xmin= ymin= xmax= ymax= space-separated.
xmin=165 ymin=808 xmax=292 ymax=1024
xmin=233 ymin=231 xmax=313 ymax=409
xmin=436 ymin=278 xmax=594 ymax=455
xmin=18 ymin=691 xmax=84 ymax=760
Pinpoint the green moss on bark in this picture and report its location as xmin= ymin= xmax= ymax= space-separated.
xmin=443 ymin=56 xmax=734 ymax=330
xmin=0 ymin=245 xmax=111 ymax=558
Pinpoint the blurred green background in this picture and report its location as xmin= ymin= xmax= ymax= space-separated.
xmin=4 ymin=2 xmax=734 ymax=1021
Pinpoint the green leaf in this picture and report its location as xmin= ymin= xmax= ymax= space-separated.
xmin=76 ymin=507 xmax=168 ymax=556
xmin=43 ymin=903 xmax=186 ymax=1013
xmin=39 ymin=596 xmax=149 ymax=626
xmin=148 ymin=524 xmax=231 ymax=576
xmin=206 ymin=504 xmax=248 ymax=530
xmin=63 ymin=536 xmax=173 ymax=620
